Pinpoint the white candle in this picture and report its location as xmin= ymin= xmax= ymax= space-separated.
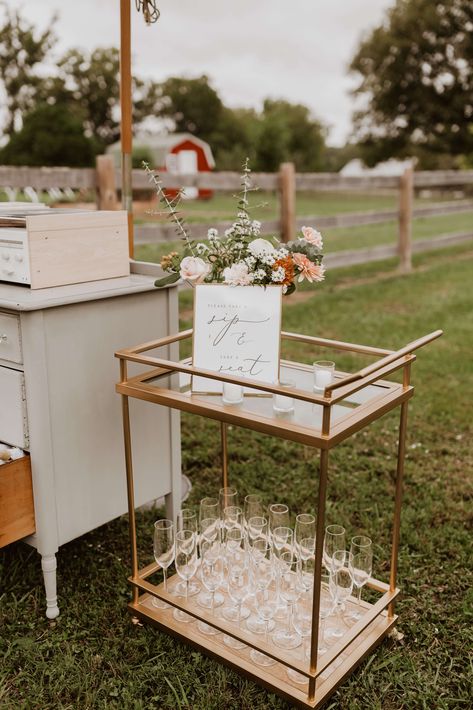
xmin=222 ymin=382 xmax=243 ymax=404
xmin=315 ymin=369 xmax=332 ymax=390
xmin=272 ymin=379 xmax=295 ymax=413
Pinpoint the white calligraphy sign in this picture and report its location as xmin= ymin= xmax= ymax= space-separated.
xmin=192 ymin=284 xmax=282 ymax=393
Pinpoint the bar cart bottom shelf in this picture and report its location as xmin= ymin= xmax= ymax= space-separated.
xmin=128 ymin=577 xmax=398 ymax=709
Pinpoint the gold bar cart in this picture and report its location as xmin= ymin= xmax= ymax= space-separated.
xmin=115 ymin=328 xmax=441 ymax=708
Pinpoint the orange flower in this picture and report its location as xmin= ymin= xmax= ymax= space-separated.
xmin=292 ymin=253 xmax=325 ymax=283
xmin=272 ymin=255 xmax=295 ymax=286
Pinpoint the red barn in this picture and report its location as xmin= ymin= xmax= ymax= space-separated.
xmin=108 ymin=133 xmax=215 ymax=200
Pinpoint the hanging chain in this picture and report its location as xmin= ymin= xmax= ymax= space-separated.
xmin=135 ymin=0 xmax=160 ymax=24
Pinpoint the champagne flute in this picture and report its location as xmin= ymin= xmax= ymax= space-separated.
xmin=295 ymin=514 xmax=315 ymax=559
xmin=349 ymin=536 xmax=372 ymax=620
xmin=247 ymin=516 xmax=269 ymax=549
xmin=197 ymin=540 xmax=224 ymax=636
xmin=177 ymin=508 xmax=197 ymax=534
xmin=153 ymin=519 xmax=175 ymax=609
xmin=222 ymin=528 xmax=251 ymax=623
xmin=247 ymin=539 xmax=275 ymax=634
xmin=272 ymin=525 xmax=293 ymax=618
xmin=323 ymin=524 xmax=346 ymax=572
xmin=244 ymin=494 xmax=264 ymax=527
xmin=223 ymin=542 xmax=250 ymax=650
xmin=175 ymin=508 xmax=200 ymax=597
xmin=299 ymin=544 xmax=315 ymax=594
xmin=200 ymin=496 xmax=220 ymax=526
xmin=223 ymin=506 xmax=243 ymax=536
xmin=250 ymin=585 xmax=279 ymax=667
xmin=287 ymin=589 xmax=313 ymax=684
xmin=272 ymin=551 xmax=301 ymax=650
xmin=219 ymin=487 xmax=238 ymax=514
xmin=318 ymin=571 xmax=334 ymax=654
xmin=173 ymin=530 xmax=198 ymax=624
xmin=269 ymin=503 xmax=289 ymax=534
xmin=328 ymin=550 xmax=353 ymax=636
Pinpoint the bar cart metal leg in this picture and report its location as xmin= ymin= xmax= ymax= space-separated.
xmin=121 ymin=392 xmax=139 ymax=605
xmin=389 ymin=400 xmax=409 ymax=618
xmin=221 ymin=422 xmax=229 ymax=490
xmin=308 ymin=447 xmax=330 ymax=702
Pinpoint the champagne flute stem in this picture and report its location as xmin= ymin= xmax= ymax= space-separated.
xmin=265 ymin=619 xmax=269 ymax=645
xmin=163 ymin=567 xmax=167 ymax=593
xmin=288 ymin=602 xmax=293 ymax=635
xmin=211 ymin=590 xmax=215 ymax=615
xmin=186 ymin=578 xmax=189 ymax=601
xmin=319 ymin=616 xmax=326 ymax=648
xmin=357 ymin=585 xmax=362 ymax=607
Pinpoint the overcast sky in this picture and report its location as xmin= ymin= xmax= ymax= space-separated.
xmin=7 ymin=0 xmax=394 ymax=145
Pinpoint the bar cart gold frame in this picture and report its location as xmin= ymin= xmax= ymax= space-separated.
xmin=115 ymin=328 xmax=442 ymax=709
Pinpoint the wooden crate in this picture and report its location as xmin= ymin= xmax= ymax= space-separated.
xmin=0 ymin=455 xmax=35 ymax=548
xmin=26 ymin=210 xmax=130 ymax=289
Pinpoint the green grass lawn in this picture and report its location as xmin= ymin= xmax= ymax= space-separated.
xmin=1 ymin=245 xmax=472 ymax=709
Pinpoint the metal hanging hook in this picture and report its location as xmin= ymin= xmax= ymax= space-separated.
xmin=135 ymin=0 xmax=160 ymax=25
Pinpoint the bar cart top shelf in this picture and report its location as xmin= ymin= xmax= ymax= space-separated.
xmin=115 ymin=328 xmax=442 ymax=449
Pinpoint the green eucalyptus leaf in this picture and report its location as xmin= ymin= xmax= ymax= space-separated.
xmin=154 ymin=272 xmax=180 ymax=288
xmin=284 ymin=282 xmax=296 ymax=296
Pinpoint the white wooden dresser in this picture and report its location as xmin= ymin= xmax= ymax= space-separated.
xmin=0 ymin=262 xmax=181 ymax=618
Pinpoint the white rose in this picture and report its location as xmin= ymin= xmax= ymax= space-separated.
xmin=248 ymin=238 xmax=275 ymax=258
xmin=223 ymin=262 xmax=252 ymax=286
xmin=179 ymin=256 xmax=210 ymax=284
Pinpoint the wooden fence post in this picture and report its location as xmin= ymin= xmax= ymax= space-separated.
xmin=96 ymin=155 xmax=118 ymax=211
xmin=398 ymin=165 xmax=414 ymax=272
xmin=279 ymin=162 xmax=296 ymax=243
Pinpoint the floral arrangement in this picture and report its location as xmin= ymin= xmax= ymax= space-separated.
xmin=146 ymin=160 xmax=325 ymax=296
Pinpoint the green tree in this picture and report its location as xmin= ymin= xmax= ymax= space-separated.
xmin=51 ymin=47 xmax=161 ymax=149
xmin=350 ymin=0 xmax=473 ymax=167
xmin=0 ymin=4 xmax=56 ymax=135
xmin=158 ymin=75 xmax=224 ymax=142
xmin=0 ymin=103 xmax=96 ymax=166
xmin=255 ymin=100 xmax=326 ymax=172
xmin=209 ymin=107 xmax=259 ymax=170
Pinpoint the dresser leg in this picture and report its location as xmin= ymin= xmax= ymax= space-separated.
xmin=41 ymin=554 xmax=60 ymax=619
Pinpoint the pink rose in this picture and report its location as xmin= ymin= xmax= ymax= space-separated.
xmin=292 ymin=253 xmax=325 ymax=283
xmin=179 ymin=256 xmax=210 ymax=284
xmin=301 ymin=226 xmax=323 ymax=249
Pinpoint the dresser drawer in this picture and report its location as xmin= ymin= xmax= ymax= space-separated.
xmin=0 ymin=455 xmax=35 ymax=547
xmin=0 ymin=312 xmax=22 ymax=364
xmin=0 ymin=366 xmax=29 ymax=448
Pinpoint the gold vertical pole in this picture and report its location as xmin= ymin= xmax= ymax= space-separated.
xmin=122 ymin=391 xmax=139 ymax=604
xmin=308 ymin=447 xmax=329 ymax=702
xmin=388 ymin=400 xmax=409 ymax=618
xmin=220 ymin=422 xmax=228 ymax=490
xmin=120 ymin=0 xmax=134 ymax=258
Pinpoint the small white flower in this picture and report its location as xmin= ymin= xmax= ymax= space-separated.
xmin=253 ymin=268 xmax=267 ymax=281
xmin=271 ymin=266 xmax=285 ymax=283
xmin=224 ymin=228 xmax=233 ymax=237
xmin=196 ymin=242 xmax=208 ymax=255
xmin=235 ymin=242 xmax=244 ymax=249
xmin=207 ymin=228 xmax=219 ymax=240
xmin=261 ymin=252 xmax=276 ymax=266
xmin=245 ymin=256 xmax=256 ymax=268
